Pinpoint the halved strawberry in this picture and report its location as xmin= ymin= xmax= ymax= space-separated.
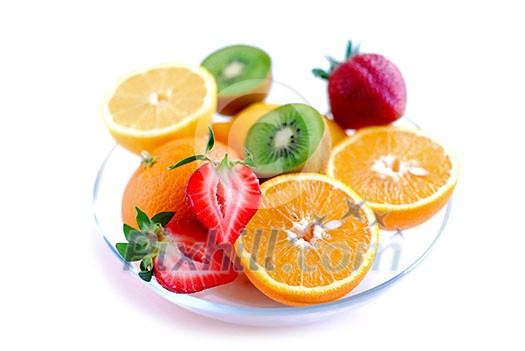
xmin=186 ymin=160 xmax=261 ymax=245
xmin=170 ymin=127 xmax=261 ymax=247
xmin=116 ymin=208 xmax=238 ymax=293
xmin=164 ymin=220 xmax=210 ymax=263
xmin=154 ymin=221 xmax=237 ymax=294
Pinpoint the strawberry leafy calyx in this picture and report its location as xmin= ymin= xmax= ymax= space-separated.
xmin=312 ymin=40 xmax=361 ymax=80
xmin=168 ymin=125 xmax=254 ymax=171
xmin=115 ymin=207 xmax=175 ymax=282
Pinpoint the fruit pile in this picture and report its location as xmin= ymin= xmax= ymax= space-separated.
xmin=101 ymin=41 xmax=459 ymax=306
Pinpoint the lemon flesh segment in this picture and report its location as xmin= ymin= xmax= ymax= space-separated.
xmin=102 ymin=64 xmax=217 ymax=154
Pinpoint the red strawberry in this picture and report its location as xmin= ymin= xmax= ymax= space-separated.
xmin=169 ymin=127 xmax=261 ymax=247
xmin=186 ymin=161 xmax=261 ymax=245
xmin=116 ymin=208 xmax=237 ymax=293
xmin=164 ymin=220 xmax=210 ymax=262
xmin=314 ymin=41 xmax=407 ymax=129
xmin=154 ymin=220 xmax=237 ymax=294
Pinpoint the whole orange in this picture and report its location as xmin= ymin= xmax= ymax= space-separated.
xmin=121 ymin=138 xmax=235 ymax=228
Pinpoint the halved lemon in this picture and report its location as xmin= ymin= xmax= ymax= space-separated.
xmin=235 ymin=173 xmax=378 ymax=306
xmin=102 ymin=63 xmax=217 ymax=154
xmin=327 ymin=126 xmax=459 ymax=230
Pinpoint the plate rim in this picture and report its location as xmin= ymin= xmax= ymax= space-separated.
xmin=92 ymin=143 xmax=452 ymax=317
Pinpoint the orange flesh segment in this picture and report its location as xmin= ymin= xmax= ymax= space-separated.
xmin=241 ymin=177 xmax=374 ymax=288
xmin=331 ymin=128 xmax=453 ymax=205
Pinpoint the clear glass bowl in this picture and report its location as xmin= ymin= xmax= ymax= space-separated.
xmin=92 ymin=139 xmax=452 ymax=327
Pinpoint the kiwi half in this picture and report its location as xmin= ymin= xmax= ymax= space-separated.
xmin=202 ymin=45 xmax=272 ymax=115
xmin=244 ymin=103 xmax=331 ymax=177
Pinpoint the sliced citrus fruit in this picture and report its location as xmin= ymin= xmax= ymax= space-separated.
xmin=327 ymin=126 xmax=459 ymax=230
xmin=102 ymin=63 xmax=217 ymax=154
xmin=235 ymin=173 xmax=378 ymax=306
xmin=121 ymin=137 xmax=235 ymax=229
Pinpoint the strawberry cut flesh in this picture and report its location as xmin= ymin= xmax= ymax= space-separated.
xmin=153 ymin=220 xmax=237 ymax=293
xmin=185 ymin=163 xmax=261 ymax=246
xmin=166 ymin=221 xmax=209 ymax=263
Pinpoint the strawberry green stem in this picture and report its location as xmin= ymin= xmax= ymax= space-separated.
xmin=345 ymin=40 xmax=360 ymax=60
xmin=168 ymin=126 xmax=254 ymax=171
xmin=312 ymin=39 xmax=361 ymax=80
xmin=116 ymin=208 xmax=175 ymax=282
xmin=216 ymin=153 xmax=244 ymax=170
xmin=312 ymin=68 xmax=329 ymax=80
xmin=168 ymin=154 xmax=210 ymax=170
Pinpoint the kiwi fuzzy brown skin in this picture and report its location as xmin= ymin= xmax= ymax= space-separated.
xmin=217 ymin=71 xmax=272 ymax=116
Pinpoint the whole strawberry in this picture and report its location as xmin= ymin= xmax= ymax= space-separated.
xmin=313 ymin=41 xmax=407 ymax=130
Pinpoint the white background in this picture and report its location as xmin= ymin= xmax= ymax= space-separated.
xmin=1 ymin=0 xmax=524 ymax=349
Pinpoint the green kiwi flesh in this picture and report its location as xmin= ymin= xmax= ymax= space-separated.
xmin=201 ymin=45 xmax=271 ymax=97
xmin=244 ymin=103 xmax=325 ymax=177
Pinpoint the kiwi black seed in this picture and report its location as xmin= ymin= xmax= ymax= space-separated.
xmin=244 ymin=103 xmax=325 ymax=177
xmin=201 ymin=45 xmax=272 ymax=115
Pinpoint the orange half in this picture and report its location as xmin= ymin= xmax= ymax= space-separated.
xmin=235 ymin=173 xmax=378 ymax=306
xmin=327 ymin=126 xmax=459 ymax=230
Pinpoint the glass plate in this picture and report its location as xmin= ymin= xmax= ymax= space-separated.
xmin=93 ymin=81 xmax=451 ymax=326
xmin=93 ymin=142 xmax=451 ymax=327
